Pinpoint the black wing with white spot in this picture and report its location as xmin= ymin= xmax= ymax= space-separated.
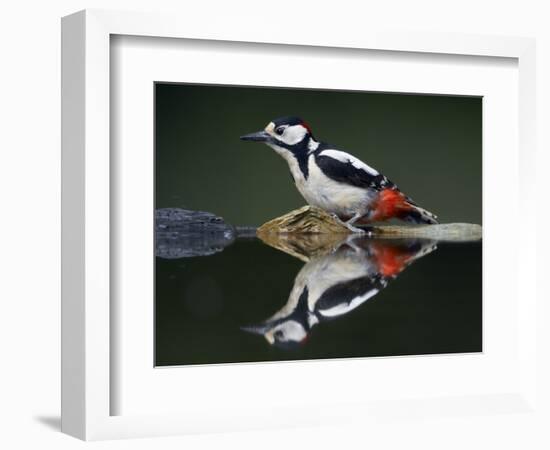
xmin=314 ymin=276 xmax=387 ymax=319
xmin=314 ymin=148 xmax=395 ymax=191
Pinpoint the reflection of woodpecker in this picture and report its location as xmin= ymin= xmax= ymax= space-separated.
xmin=241 ymin=237 xmax=437 ymax=349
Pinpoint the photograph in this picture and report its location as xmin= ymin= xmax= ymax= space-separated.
xmin=154 ymin=82 xmax=482 ymax=367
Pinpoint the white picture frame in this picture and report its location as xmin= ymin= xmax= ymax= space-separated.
xmin=61 ymin=9 xmax=538 ymax=441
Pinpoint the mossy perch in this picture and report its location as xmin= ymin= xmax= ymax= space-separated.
xmin=257 ymin=205 xmax=350 ymax=235
xmin=257 ymin=205 xmax=482 ymax=242
xmin=368 ymin=223 xmax=482 ymax=241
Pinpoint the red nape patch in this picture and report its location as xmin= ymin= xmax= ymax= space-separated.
xmin=370 ymin=243 xmax=414 ymax=277
xmin=300 ymin=121 xmax=313 ymax=134
xmin=371 ymin=189 xmax=411 ymax=221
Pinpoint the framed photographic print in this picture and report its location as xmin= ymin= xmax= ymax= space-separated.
xmin=62 ymin=9 xmax=538 ymax=440
xmin=153 ymin=82 xmax=482 ymax=366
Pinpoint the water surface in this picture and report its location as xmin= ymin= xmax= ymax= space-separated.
xmin=155 ymin=236 xmax=482 ymax=366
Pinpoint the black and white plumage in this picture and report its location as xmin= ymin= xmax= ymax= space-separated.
xmin=241 ymin=237 xmax=437 ymax=348
xmin=241 ymin=116 xmax=438 ymax=231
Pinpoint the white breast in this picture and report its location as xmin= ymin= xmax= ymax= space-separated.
xmin=296 ymin=155 xmax=374 ymax=217
xmin=268 ymin=144 xmax=306 ymax=184
xmin=268 ymin=146 xmax=376 ymax=217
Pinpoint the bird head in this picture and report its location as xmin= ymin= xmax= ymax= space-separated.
xmin=241 ymin=319 xmax=309 ymax=350
xmin=240 ymin=285 xmax=314 ymax=350
xmin=240 ymin=116 xmax=316 ymax=154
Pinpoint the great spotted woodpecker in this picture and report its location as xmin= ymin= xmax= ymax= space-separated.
xmin=241 ymin=237 xmax=437 ymax=349
xmin=241 ymin=116 xmax=438 ymax=233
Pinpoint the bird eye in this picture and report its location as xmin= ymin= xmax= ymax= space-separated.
xmin=275 ymin=126 xmax=285 ymax=136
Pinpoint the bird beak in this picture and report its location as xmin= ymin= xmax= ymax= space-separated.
xmin=240 ymin=130 xmax=271 ymax=142
xmin=240 ymin=323 xmax=271 ymax=335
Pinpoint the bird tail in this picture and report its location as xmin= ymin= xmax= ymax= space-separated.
xmin=399 ymin=203 xmax=439 ymax=225
xmin=368 ymin=189 xmax=439 ymax=224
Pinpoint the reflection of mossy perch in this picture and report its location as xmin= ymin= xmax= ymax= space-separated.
xmin=257 ymin=205 xmax=482 ymax=242
xmin=257 ymin=232 xmax=348 ymax=262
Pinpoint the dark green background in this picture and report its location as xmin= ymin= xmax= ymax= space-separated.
xmin=155 ymin=83 xmax=482 ymax=225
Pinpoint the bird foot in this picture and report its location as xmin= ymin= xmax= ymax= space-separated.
xmin=330 ymin=213 xmax=367 ymax=235
xmin=346 ymin=223 xmax=367 ymax=234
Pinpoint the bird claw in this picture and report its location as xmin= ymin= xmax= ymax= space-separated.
xmin=345 ymin=224 xmax=366 ymax=234
xmin=329 ymin=213 xmax=366 ymax=234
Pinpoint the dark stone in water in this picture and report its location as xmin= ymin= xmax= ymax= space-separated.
xmin=155 ymin=208 xmax=231 ymax=232
xmin=155 ymin=208 xmax=237 ymax=259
